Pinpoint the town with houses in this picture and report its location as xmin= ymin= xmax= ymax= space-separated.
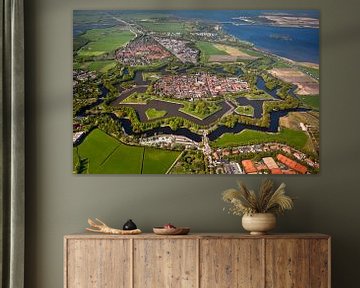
xmin=116 ymin=36 xmax=172 ymax=66
xmin=154 ymin=74 xmax=249 ymax=99
xmin=154 ymin=37 xmax=199 ymax=64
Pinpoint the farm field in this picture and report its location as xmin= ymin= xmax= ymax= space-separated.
xmin=74 ymin=60 xmax=118 ymax=72
xmin=74 ymin=129 xmax=180 ymax=174
xmin=77 ymin=29 xmax=135 ymax=57
xmin=212 ymin=128 xmax=309 ymax=151
xmin=280 ymin=111 xmax=319 ymax=131
xmin=195 ymin=41 xmax=228 ymax=62
xmin=269 ymin=68 xmax=319 ymax=95
xmin=299 ymin=95 xmax=320 ymax=110
xmin=213 ymin=44 xmax=258 ymax=60
xmin=142 ymin=148 xmax=180 ymax=174
xmin=195 ymin=41 xmax=228 ymax=55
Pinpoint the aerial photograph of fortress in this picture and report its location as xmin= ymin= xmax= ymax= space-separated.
xmin=73 ymin=10 xmax=320 ymax=174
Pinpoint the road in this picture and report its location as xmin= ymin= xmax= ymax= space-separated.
xmin=107 ymin=13 xmax=142 ymax=37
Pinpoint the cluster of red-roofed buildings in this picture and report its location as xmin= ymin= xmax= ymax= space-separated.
xmin=210 ymin=142 xmax=319 ymax=174
xmin=154 ymin=73 xmax=249 ymax=99
xmin=241 ymin=154 xmax=307 ymax=175
xmin=116 ymin=36 xmax=171 ymax=66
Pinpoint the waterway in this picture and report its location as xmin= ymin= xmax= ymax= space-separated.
xmin=235 ymin=76 xmax=282 ymax=118
xmin=255 ymin=76 xmax=282 ymax=99
xmin=122 ymin=99 xmax=232 ymax=126
xmin=236 ymin=97 xmax=266 ymax=119
xmin=76 ymin=84 xmax=109 ymax=117
xmin=112 ymin=107 xmax=309 ymax=143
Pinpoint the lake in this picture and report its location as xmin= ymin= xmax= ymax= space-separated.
xmin=169 ymin=10 xmax=319 ymax=63
xmin=223 ymin=23 xmax=319 ymax=63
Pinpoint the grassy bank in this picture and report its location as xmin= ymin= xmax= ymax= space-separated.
xmin=212 ymin=128 xmax=309 ymax=150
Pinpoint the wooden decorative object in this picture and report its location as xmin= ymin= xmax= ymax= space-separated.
xmin=153 ymin=227 xmax=190 ymax=235
xmin=86 ymin=218 xmax=142 ymax=235
xmin=64 ymin=233 xmax=331 ymax=288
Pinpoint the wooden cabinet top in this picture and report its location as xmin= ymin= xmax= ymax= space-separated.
xmin=64 ymin=232 xmax=330 ymax=240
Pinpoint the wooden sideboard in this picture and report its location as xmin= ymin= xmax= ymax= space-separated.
xmin=64 ymin=233 xmax=330 ymax=288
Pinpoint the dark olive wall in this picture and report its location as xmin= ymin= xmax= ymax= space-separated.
xmin=25 ymin=0 xmax=360 ymax=287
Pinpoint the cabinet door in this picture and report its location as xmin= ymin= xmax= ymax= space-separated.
xmin=134 ymin=239 xmax=198 ymax=288
xmin=66 ymin=239 xmax=131 ymax=288
xmin=200 ymin=239 xmax=264 ymax=288
xmin=265 ymin=239 xmax=310 ymax=288
xmin=309 ymin=239 xmax=330 ymax=288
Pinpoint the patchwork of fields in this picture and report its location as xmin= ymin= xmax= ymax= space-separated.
xmin=73 ymin=129 xmax=180 ymax=174
xmin=196 ymin=41 xmax=257 ymax=62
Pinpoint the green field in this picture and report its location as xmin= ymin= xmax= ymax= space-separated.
xmin=73 ymin=129 xmax=180 ymax=174
xmin=299 ymin=95 xmax=320 ymax=110
xmin=195 ymin=41 xmax=228 ymax=62
xmin=74 ymin=60 xmax=118 ymax=73
xmin=179 ymin=101 xmax=222 ymax=120
xmin=77 ymin=29 xmax=135 ymax=57
xmin=142 ymin=148 xmax=180 ymax=174
xmin=300 ymin=66 xmax=319 ymax=80
xmin=235 ymin=105 xmax=254 ymax=117
xmin=145 ymin=108 xmax=167 ymax=120
xmin=195 ymin=41 xmax=229 ymax=55
xmin=212 ymin=128 xmax=309 ymax=151
xmin=140 ymin=22 xmax=187 ymax=32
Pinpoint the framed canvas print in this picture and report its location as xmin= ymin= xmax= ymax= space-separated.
xmin=72 ymin=10 xmax=319 ymax=175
